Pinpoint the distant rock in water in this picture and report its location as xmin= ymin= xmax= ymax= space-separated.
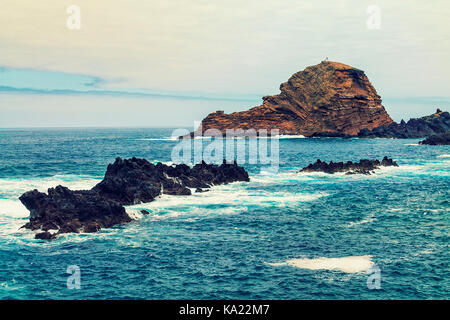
xmin=358 ymin=109 xmax=450 ymax=138
xmin=299 ymin=156 xmax=398 ymax=175
xmin=19 ymin=157 xmax=250 ymax=240
xmin=419 ymin=131 xmax=450 ymax=145
xmin=189 ymin=61 xmax=393 ymax=137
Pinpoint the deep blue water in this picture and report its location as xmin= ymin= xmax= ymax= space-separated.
xmin=0 ymin=128 xmax=448 ymax=299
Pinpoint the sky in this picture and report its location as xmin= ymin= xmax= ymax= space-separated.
xmin=0 ymin=0 xmax=449 ymax=127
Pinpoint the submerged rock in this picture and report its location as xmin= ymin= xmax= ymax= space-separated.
xmin=299 ymin=156 xmax=398 ymax=175
xmin=20 ymin=158 xmax=249 ymax=239
xmin=419 ymin=131 xmax=450 ymax=145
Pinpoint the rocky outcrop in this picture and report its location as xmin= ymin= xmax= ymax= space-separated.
xmin=20 ymin=187 xmax=131 ymax=240
xmin=189 ymin=61 xmax=393 ymax=137
xmin=419 ymin=131 xmax=450 ymax=145
xmin=299 ymin=156 xmax=398 ymax=175
xmin=358 ymin=109 xmax=450 ymax=138
xmin=20 ymin=157 xmax=249 ymax=239
xmin=92 ymin=157 xmax=249 ymax=204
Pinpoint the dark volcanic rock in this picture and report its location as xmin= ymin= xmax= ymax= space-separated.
xmin=419 ymin=131 xmax=450 ymax=145
xmin=20 ymin=186 xmax=132 ymax=238
xmin=20 ymin=158 xmax=250 ymax=239
xmin=299 ymin=156 xmax=398 ymax=175
xmin=35 ymin=231 xmax=56 ymax=240
xmin=358 ymin=109 xmax=450 ymax=138
xmin=92 ymin=157 xmax=249 ymax=204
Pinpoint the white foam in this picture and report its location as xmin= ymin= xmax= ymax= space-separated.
xmin=126 ymin=182 xmax=327 ymax=219
xmin=0 ymin=175 xmax=102 ymax=230
xmin=388 ymin=208 xmax=404 ymax=212
xmin=125 ymin=209 xmax=146 ymax=220
xmin=185 ymin=135 xmax=306 ymax=140
xmin=367 ymin=163 xmax=437 ymax=177
xmin=437 ymin=154 xmax=450 ymax=158
xmin=379 ymin=162 xmax=450 ymax=177
xmin=267 ymin=255 xmax=374 ymax=273
xmin=251 ymin=171 xmax=299 ymax=183
xmin=136 ymin=137 xmax=178 ymax=141
xmin=0 ymin=175 xmax=101 ymax=198
xmin=0 ymin=199 xmax=29 ymax=218
xmin=276 ymin=135 xmax=306 ymax=139
xmin=346 ymin=213 xmax=376 ymax=227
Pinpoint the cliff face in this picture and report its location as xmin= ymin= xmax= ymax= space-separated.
xmin=196 ymin=61 xmax=393 ymax=137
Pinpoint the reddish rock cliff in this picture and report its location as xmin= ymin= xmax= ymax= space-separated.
xmin=194 ymin=61 xmax=393 ymax=137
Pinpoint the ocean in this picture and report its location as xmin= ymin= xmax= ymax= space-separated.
xmin=0 ymin=128 xmax=448 ymax=299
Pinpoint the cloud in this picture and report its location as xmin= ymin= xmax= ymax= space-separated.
xmin=0 ymin=67 xmax=260 ymax=100
xmin=0 ymin=0 xmax=448 ymax=96
xmin=0 ymin=0 xmax=449 ymax=126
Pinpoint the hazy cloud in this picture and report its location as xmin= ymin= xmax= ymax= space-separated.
xmin=0 ymin=0 xmax=449 ymax=126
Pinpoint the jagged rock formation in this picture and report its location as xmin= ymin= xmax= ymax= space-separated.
xmin=358 ymin=109 xmax=450 ymax=138
xmin=190 ymin=61 xmax=393 ymax=137
xmin=19 ymin=157 xmax=249 ymax=240
xmin=299 ymin=156 xmax=398 ymax=175
xmin=20 ymin=186 xmax=132 ymax=240
xmin=92 ymin=157 xmax=249 ymax=204
xmin=419 ymin=131 xmax=450 ymax=145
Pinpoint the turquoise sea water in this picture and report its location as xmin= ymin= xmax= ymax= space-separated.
xmin=0 ymin=128 xmax=448 ymax=299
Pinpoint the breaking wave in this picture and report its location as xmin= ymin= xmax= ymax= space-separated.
xmin=267 ymin=255 xmax=374 ymax=273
